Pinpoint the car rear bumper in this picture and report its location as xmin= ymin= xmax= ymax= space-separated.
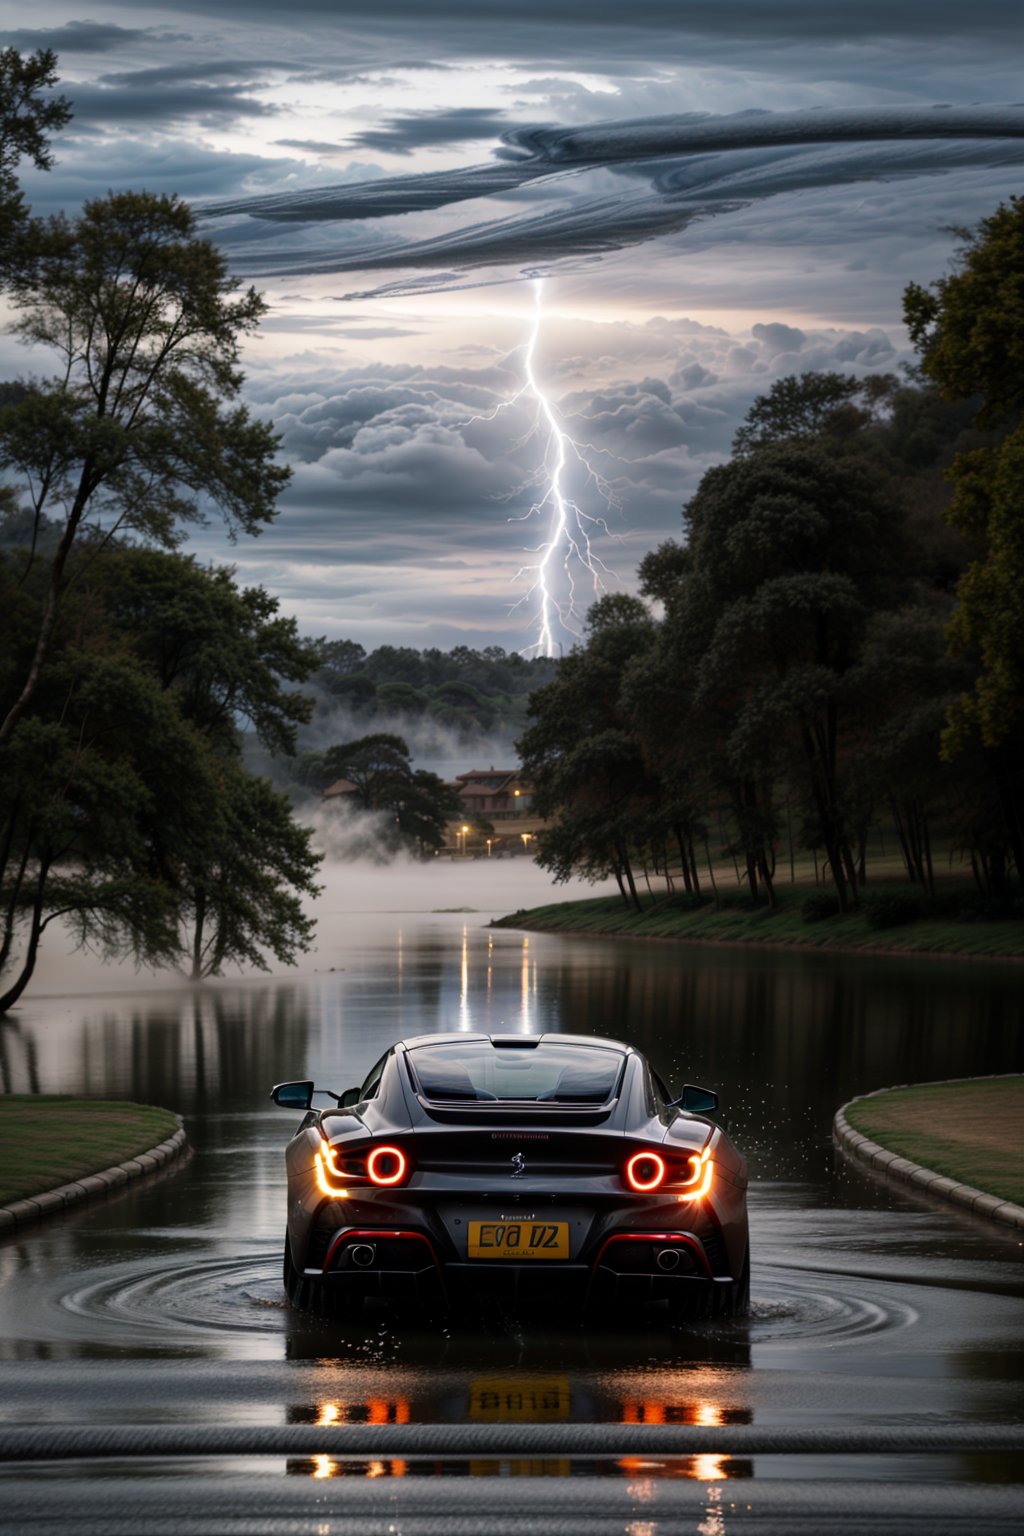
xmin=309 ymin=1225 xmax=735 ymax=1312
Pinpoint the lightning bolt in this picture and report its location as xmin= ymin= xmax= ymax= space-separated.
xmin=469 ymin=279 xmax=621 ymax=657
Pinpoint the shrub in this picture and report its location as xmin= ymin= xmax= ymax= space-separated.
xmin=801 ymin=891 xmax=841 ymax=922
xmin=862 ymin=888 xmax=924 ymax=929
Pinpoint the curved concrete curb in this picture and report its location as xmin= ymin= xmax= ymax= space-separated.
xmin=833 ymin=1078 xmax=1024 ymax=1232
xmin=0 ymin=1117 xmax=187 ymax=1234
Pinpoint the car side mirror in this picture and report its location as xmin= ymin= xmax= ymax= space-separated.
xmin=270 ymin=1080 xmax=314 ymax=1110
xmin=674 ymin=1084 xmax=719 ymax=1116
xmin=338 ymin=1087 xmax=361 ymax=1109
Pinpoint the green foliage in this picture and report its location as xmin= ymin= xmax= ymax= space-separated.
xmin=904 ymin=198 xmax=1024 ymax=427
xmin=732 ymin=371 xmax=898 ymax=456
xmin=3 ymin=190 xmax=286 ymax=547
xmin=316 ymin=732 xmax=462 ymax=855
xmin=521 ymin=275 xmax=1024 ymax=910
xmin=0 ymin=188 xmax=291 ymax=750
xmin=801 ymin=891 xmax=841 ymax=923
xmin=96 ymin=548 xmax=318 ymax=756
xmin=183 ymin=763 xmax=320 ymax=979
xmin=0 ymin=544 xmax=322 ymax=1008
xmin=309 ymin=640 xmax=557 ymax=740
xmin=520 ymin=595 xmax=659 ymax=907
xmin=861 ymin=888 xmax=924 ymax=930
xmin=0 ymin=47 xmax=70 ymax=273
xmin=494 ymin=890 xmax=1024 ymax=958
xmin=905 ymin=199 xmax=1024 ymax=751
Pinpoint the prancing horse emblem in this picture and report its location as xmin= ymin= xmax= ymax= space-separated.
xmin=510 ymin=1152 xmax=526 ymax=1177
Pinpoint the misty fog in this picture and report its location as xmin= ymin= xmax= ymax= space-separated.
xmin=24 ymin=854 xmax=616 ymax=999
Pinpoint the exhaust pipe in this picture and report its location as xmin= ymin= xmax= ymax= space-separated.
xmin=350 ymin=1243 xmax=376 ymax=1269
xmin=656 ymin=1248 xmax=681 ymax=1272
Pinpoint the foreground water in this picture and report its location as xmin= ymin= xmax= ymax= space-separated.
xmin=0 ymin=861 xmax=1021 ymax=1521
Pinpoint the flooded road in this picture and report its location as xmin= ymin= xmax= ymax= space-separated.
xmin=1 ymin=863 xmax=1022 ymax=1529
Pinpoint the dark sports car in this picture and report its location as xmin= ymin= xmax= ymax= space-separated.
xmin=271 ymin=1032 xmax=749 ymax=1321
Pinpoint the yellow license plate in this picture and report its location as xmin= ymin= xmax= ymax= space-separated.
xmin=467 ymin=1220 xmax=570 ymax=1260
xmin=469 ymin=1376 xmax=571 ymax=1422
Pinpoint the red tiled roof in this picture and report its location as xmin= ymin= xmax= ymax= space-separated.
xmin=322 ymin=777 xmax=359 ymax=799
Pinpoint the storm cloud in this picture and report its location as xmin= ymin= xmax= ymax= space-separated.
xmin=0 ymin=20 xmax=189 ymax=53
xmin=203 ymin=106 xmax=1024 ymax=292
xmin=5 ymin=0 xmax=1022 ymax=651
xmin=347 ymin=108 xmax=510 ymax=155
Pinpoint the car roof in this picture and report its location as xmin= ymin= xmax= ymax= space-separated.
xmin=398 ymin=1031 xmax=633 ymax=1055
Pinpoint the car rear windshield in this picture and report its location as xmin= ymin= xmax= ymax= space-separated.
xmin=407 ymin=1041 xmax=625 ymax=1104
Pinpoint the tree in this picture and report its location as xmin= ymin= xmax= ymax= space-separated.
xmin=0 ymin=47 xmax=70 ymax=272
xmin=0 ymin=190 xmax=290 ymax=746
xmin=321 ymin=733 xmax=415 ymax=809
xmin=519 ymin=596 xmax=659 ymax=909
xmin=96 ymin=547 xmax=319 ymax=756
xmin=181 ymin=763 xmax=319 ymax=980
xmin=393 ymin=769 xmax=464 ymax=856
xmin=0 ymin=544 xmax=322 ymax=1010
xmin=905 ymin=196 xmax=1024 ymax=882
xmin=321 ymin=638 xmax=366 ymax=675
xmin=732 ymin=371 xmax=897 ymax=456
xmin=317 ymin=732 xmax=462 ymax=856
xmin=674 ymin=440 xmax=906 ymax=910
xmin=0 ymin=646 xmax=206 ymax=1011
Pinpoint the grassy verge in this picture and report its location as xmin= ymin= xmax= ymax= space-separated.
xmin=0 ymin=1097 xmax=180 ymax=1206
xmin=491 ymin=885 xmax=1024 ymax=959
xmin=845 ymin=1078 xmax=1024 ymax=1205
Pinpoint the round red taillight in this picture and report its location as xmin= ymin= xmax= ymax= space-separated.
xmin=625 ymin=1151 xmax=666 ymax=1192
xmin=366 ymin=1145 xmax=408 ymax=1186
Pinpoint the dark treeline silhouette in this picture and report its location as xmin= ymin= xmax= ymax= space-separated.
xmin=520 ymin=199 xmax=1024 ymax=922
xmin=310 ymin=640 xmax=558 ymax=739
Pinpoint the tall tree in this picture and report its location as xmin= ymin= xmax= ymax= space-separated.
xmin=0 ymin=190 xmax=290 ymax=746
xmin=0 ymin=544 xmax=321 ymax=1011
xmin=904 ymin=197 xmax=1024 ymax=882
xmin=182 ymin=763 xmax=319 ymax=981
xmin=519 ymin=595 xmax=659 ymax=910
xmin=673 ymin=440 xmax=906 ymax=910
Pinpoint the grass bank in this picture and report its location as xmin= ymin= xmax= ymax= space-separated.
xmin=844 ymin=1078 xmax=1024 ymax=1205
xmin=491 ymin=884 xmax=1024 ymax=960
xmin=0 ymin=1097 xmax=180 ymax=1206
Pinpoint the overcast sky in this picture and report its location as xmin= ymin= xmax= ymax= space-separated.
xmin=5 ymin=1 xmax=1023 ymax=653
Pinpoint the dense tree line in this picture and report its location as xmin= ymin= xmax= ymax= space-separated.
xmin=0 ymin=50 xmax=320 ymax=1009
xmin=521 ymin=200 xmax=1024 ymax=919
xmin=312 ymin=639 xmax=558 ymax=738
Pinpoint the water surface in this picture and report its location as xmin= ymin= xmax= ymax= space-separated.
xmin=1 ymin=862 xmax=1021 ymax=1497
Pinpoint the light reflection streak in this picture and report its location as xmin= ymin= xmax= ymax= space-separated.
xmin=459 ymin=925 xmax=470 ymax=1031
xmin=699 ymin=1483 xmax=727 ymax=1534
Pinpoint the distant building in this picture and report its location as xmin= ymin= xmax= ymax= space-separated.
xmin=322 ymin=777 xmax=359 ymax=802
xmin=452 ymin=768 xmax=534 ymax=820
